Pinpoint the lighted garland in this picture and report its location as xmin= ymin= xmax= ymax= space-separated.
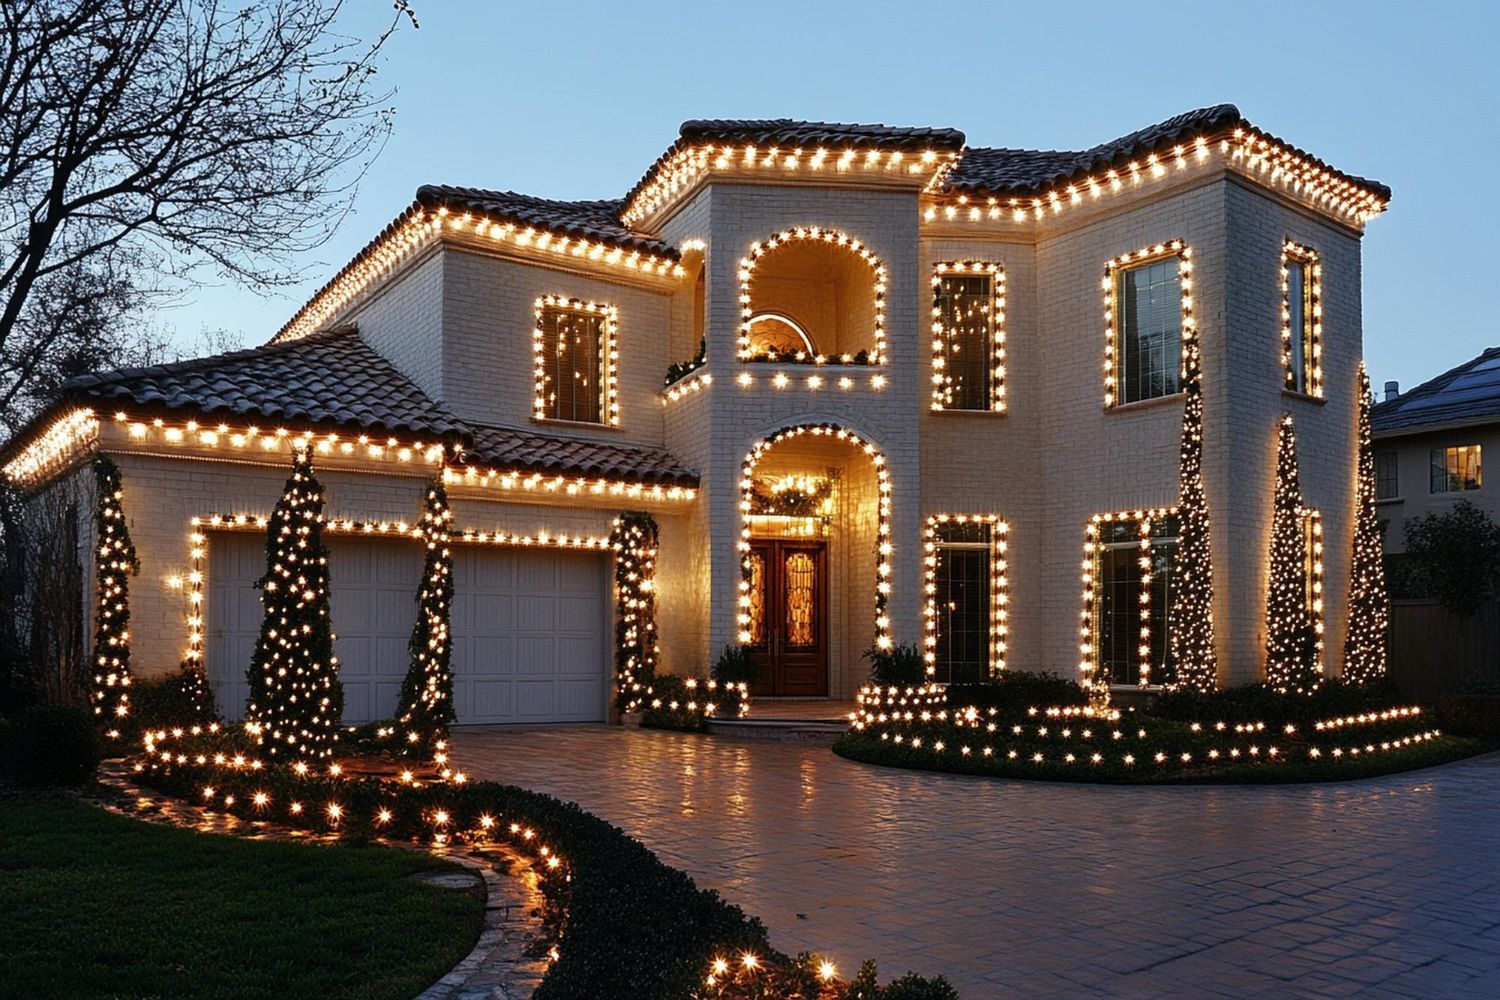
xmin=532 ymin=295 xmax=619 ymax=426
xmin=922 ymin=515 xmax=1008 ymax=678
xmin=739 ymin=425 xmax=892 ymax=651
xmin=1264 ymin=414 xmax=1322 ymax=695
xmin=1078 ymin=506 xmax=1178 ymax=707
xmin=930 ymin=261 xmax=1006 ymax=412
xmin=245 ymin=450 xmax=343 ymax=759
xmin=1103 ymin=241 xmax=1193 ymax=408
xmin=394 ymin=478 xmax=455 ymax=751
xmin=1280 ymin=241 xmax=1323 ymax=397
xmin=89 ymin=456 xmax=139 ymax=737
xmin=738 ymin=228 xmax=887 ymax=364
xmin=1343 ymin=364 xmax=1390 ymax=685
xmin=1167 ymin=340 xmax=1217 ymax=692
xmin=611 ymin=512 xmax=659 ymax=711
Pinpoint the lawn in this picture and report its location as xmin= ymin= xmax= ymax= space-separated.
xmin=0 ymin=794 xmax=484 ymax=1000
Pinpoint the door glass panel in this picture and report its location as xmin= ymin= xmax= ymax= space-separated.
xmin=784 ymin=551 xmax=816 ymax=648
xmin=746 ymin=551 xmax=766 ymax=647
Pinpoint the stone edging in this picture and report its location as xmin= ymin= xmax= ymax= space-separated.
xmin=93 ymin=765 xmax=550 ymax=999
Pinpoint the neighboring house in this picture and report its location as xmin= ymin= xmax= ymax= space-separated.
xmin=1 ymin=104 xmax=1391 ymax=725
xmin=1372 ymin=347 xmax=1500 ymax=551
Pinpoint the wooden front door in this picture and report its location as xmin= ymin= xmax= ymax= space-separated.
xmin=745 ymin=540 xmax=828 ymax=697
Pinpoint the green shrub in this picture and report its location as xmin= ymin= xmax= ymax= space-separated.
xmin=639 ymin=674 xmax=708 ymax=732
xmin=0 ymin=704 xmax=100 ymax=786
xmin=1154 ymin=678 xmax=1404 ymax=726
xmin=865 ymin=645 xmax=924 ymax=686
xmin=712 ymin=644 xmax=759 ymax=687
xmin=945 ymin=672 xmax=1086 ymax=715
xmin=840 ymin=961 xmax=960 ymax=1000
xmin=1435 ymin=695 xmax=1500 ymax=738
xmin=128 ymin=672 xmax=221 ymax=734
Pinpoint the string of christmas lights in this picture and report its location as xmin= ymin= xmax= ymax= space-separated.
xmin=930 ymin=261 xmax=1006 ymax=412
xmin=1343 ymin=364 xmax=1391 ymax=684
xmin=1167 ymin=340 xmax=1217 ymax=692
xmin=738 ymin=228 xmax=887 ymax=364
xmin=90 ymin=456 xmax=139 ymax=737
xmin=1264 ymin=414 xmax=1322 ymax=695
xmin=610 ymin=512 xmax=659 ymax=712
xmin=395 ymin=478 xmax=455 ymax=751
xmin=245 ymin=450 xmax=343 ymax=759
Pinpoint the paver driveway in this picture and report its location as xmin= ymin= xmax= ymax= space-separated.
xmin=452 ymin=726 xmax=1500 ymax=998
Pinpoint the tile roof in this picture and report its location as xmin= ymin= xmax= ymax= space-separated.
xmin=414 ymin=185 xmax=673 ymax=258
xmin=55 ymin=329 xmax=700 ymax=486
xmin=464 ymin=425 xmax=698 ymax=487
xmin=946 ymin=104 xmax=1391 ymax=202
xmin=677 ymin=118 xmax=967 ymax=151
xmin=1373 ymin=347 xmax=1500 ymax=436
xmin=62 ymin=328 xmax=468 ymax=441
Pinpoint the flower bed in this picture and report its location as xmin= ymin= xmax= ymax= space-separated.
xmin=129 ymin=725 xmax=950 ymax=998
xmin=837 ymin=680 xmax=1489 ymax=784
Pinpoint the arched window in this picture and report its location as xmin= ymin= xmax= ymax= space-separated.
xmin=746 ymin=312 xmax=816 ymax=358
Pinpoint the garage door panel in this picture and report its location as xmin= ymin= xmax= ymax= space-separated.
xmin=208 ymin=535 xmax=607 ymax=726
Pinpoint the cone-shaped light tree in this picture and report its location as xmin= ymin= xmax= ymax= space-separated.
xmin=1343 ymin=363 xmax=1391 ymax=684
xmin=395 ymin=477 xmax=455 ymax=751
xmin=90 ymin=456 xmax=139 ymax=737
xmin=246 ymin=449 xmax=342 ymax=758
xmin=1264 ymin=413 xmax=1322 ymax=695
xmin=177 ymin=657 xmax=219 ymax=722
xmin=610 ymin=512 xmax=659 ymax=711
xmin=1167 ymin=339 xmax=1218 ymax=692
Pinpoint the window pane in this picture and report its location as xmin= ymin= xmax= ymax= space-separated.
xmin=1376 ymin=451 xmax=1398 ymax=500
xmin=1099 ymin=543 xmax=1141 ymax=685
xmin=932 ymin=522 xmax=992 ymax=684
xmin=1287 ymin=261 xmax=1307 ymax=393
xmin=1433 ymin=445 xmax=1483 ymax=492
xmin=1117 ymin=258 xmax=1181 ymax=404
xmin=541 ymin=307 xmax=603 ymax=423
xmin=1149 ymin=536 xmax=1177 ymax=686
xmin=935 ymin=274 xmax=993 ymax=410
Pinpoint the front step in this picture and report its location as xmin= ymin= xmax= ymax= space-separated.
xmin=704 ymin=716 xmax=848 ymax=743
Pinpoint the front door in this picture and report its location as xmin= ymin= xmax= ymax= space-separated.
xmin=745 ymin=539 xmax=828 ymax=697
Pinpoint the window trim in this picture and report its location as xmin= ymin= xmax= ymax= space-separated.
xmin=923 ymin=513 xmax=1008 ymax=682
xmin=1080 ymin=506 xmax=1179 ymax=696
xmin=1299 ymin=507 xmax=1326 ymax=669
xmin=1104 ymin=240 xmax=1194 ymax=409
xmin=1281 ymin=241 xmax=1323 ymax=398
xmin=930 ymin=261 xmax=1006 ymax=413
xmin=1429 ymin=444 xmax=1483 ymax=494
xmin=1375 ymin=449 xmax=1399 ymax=501
xmin=532 ymin=295 xmax=619 ymax=427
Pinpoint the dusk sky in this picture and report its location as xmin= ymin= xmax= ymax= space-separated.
xmin=167 ymin=0 xmax=1498 ymax=393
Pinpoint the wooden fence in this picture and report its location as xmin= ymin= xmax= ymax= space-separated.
xmin=1388 ymin=599 xmax=1500 ymax=702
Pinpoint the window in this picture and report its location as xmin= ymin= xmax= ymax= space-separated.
xmin=533 ymin=296 xmax=617 ymax=425
xmin=1108 ymin=244 xmax=1191 ymax=406
xmin=925 ymin=516 xmax=1007 ymax=684
xmin=1430 ymin=445 xmax=1482 ymax=493
xmin=931 ymin=262 xmax=1005 ymax=412
xmin=1300 ymin=508 xmax=1326 ymax=663
xmin=1376 ymin=450 xmax=1399 ymax=500
xmin=1090 ymin=512 xmax=1179 ymax=687
xmin=1281 ymin=242 xmax=1322 ymax=397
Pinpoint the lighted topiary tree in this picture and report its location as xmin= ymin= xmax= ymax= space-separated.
xmin=90 ymin=456 xmax=139 ymax=737
xmin=610 ymin=512 xmax=659 ymax=711
xmin=1343 ymin=364 xmax=1390 ymax=685
xmin=1167 ymin=339 xmax=1217 ymax=693
xmin=1264 ymin=413 xmax=1321 ymax=695
xmin=395 ymin=477 xmax=454 ymax=751
xmin=176 ymin=658 xmax=218 ymax=722
xmin=246 ymin=449 xmax=341 ymax=758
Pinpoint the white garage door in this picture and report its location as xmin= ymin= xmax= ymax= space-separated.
xmin=205 ymin=534 xmax=608 ymax=725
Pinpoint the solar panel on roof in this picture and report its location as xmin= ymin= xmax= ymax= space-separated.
xmin=1447 ymin=369 xmax=1500 ymax=391
xmin=1402 ymin=388 xmax=1500 ymax=410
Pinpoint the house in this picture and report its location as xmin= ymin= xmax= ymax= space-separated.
xmin=1372 ymin=346 xmax=1500 ymax=551
xmin=1 ymin=104 xmax=1391 ymax=725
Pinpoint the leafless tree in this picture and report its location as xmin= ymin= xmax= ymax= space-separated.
xmin=0 ymin=0 xmax=417 ymax=429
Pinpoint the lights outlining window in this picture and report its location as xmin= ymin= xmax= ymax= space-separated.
xmin=1376 ymin=450 xmax=1399 ymax=500
xmin=1430 ymin=445 xmax=1481 ymax=494
xmin=923 ymin=515 xmax=1008 ymax=683
xmin=1080 ymin=508 xmax=1179 ymax=696
xmin=930 ymin=262 xmax=1005 ymax=412
xmin=738 ymin=227 xmax=886 ymax=365
xmin=1300 ymin=509 xmax=1325 ymax=664
xmin=533 ymin=296 xmax=618 ymax=426
xmin=1104 ymin=241 xmax=1193 ymax=407
xmin=1282 ymin=241 xmax=1322 ymax=397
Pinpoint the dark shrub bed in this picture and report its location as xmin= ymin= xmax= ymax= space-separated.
xmin=944 ymin=672 xmax=1087 ymax=715
xmin=1435 ymin=695 xmax=1500 ymax=738
xmin=0 ymin=705 xmax=100 ymax=786
xmin=1151 ymin=678 xmax=1406 ymax=727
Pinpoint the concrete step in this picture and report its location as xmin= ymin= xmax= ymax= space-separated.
xmin=704 ymin=716 xmax=848 ymax=743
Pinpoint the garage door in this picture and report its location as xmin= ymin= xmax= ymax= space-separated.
xmin=205 ymin=534 xmax=608 ymax=725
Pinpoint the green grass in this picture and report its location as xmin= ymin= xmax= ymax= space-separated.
xmin=834 ymin=731 xmax=1496 ymax=785
xmin=0 ymin=794 xmax=484 ymax=1000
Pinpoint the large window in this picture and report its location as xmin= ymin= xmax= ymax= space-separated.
xmin=931 ymin=262 xmax=1005 ymax=412
xmin=1281 ymin=242 xmax=1322 ymax=397
xmin=925 ymin=516 xmax=1007 ymax=684
xmin=1430 ymin=445 xmax=1482 ymax=493
xmin=1091 ymin=513 xmax=1178 ymax=687
xmin=533 ymin=296 xmax=617 ymax=425
xmin=1110 ymin=248 xmax=1187 ymax=406
xmin=1376 ymin=450 xmax=1399 ymax=500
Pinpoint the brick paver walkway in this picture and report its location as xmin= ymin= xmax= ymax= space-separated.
xmin=451 ymin=726 xmax=1500 ymax=998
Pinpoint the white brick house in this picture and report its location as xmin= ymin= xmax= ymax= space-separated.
xmin=1 ymin=105 xmax=1391 ymax=724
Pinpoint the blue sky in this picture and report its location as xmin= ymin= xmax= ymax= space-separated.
xmin=167 ymin=0 xmax=1499 ymax=392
